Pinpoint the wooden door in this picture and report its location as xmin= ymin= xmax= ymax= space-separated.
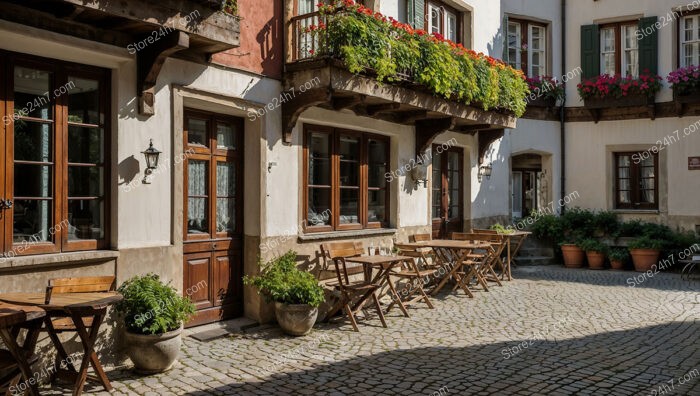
xmin=431 ymin=145 xmax=463 ymax=239
xmin=183 ymin=109 xmax=244 ymax=327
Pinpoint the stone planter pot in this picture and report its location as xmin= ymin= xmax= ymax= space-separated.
xmin=124 ymin=325 xmax=183 ymax=374
xmin=275 ymin=302 xmax=318 ymax=336
xmin=630 ymin=249 xmax=661 ymax=272
xmin=561 ymin=244 xmax=585 ymax=268
xmin=586 ymin=251 xmax=606 ymax=270
xmin=610 ymin=259 xmax=625 ymax=270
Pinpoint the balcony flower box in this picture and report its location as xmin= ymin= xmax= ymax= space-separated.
xmin=668 ymin=65 xmax=700 ymax=116
xmin=525 ymin=76 xmax=562 ymax=109
xmin=578 ymin=73 xmax=661 ymax=122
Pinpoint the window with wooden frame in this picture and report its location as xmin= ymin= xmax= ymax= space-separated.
xmin=506 ymin=18 xmax=547 ymax=77
xmin=303 ymin=125 xmax=390 ymax=232
xmin=599 ymin=22 xmax=639 ymax=77
xmin=0 ymin=51 xmax=110 ymax=257
xmin=614 ymin=152 xmax=658 ymax=210
xmin=183 ymin=110 xmax=243 ymax=241
xmin=679 ymin=10 xmax=700 ymax=67
xmin=426 ymin=1 xmax=461 ymax=43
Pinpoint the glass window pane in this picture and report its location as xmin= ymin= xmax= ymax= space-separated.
xmin=618 ymin=191 xmax=631 ymax=204
xmin=68 ymin=199 xmax=104 ymax=240
xmin=618 ymin=155 xmax=631 ymax=167
xmin=368 ymin=139 xmax=387 ymax=189
xmin=14 ymin=67 xmax=52 ymax=120
xmin=68 ymin=126 xmax=103 ymax=164
xmin=446 ymin=12 xmax=457 ymax=42
xmin=308 ymin=188 xmax=331 ymax=226
xmin=68 ymin=166 xmax=103 ymax=197
xmin=339 ymin=189 xmax=359 ymax=224
xmin=429 ymin=5 xmax=440 ymax=34
xmin=216 ymin=123 xmax=236 ymax=150
xmin=13 ymin=200 xmax=52 ymax=243
xmin=188 ymin=160 xmax=208 ymax=196
xmin=14 ymin=164 xmax=52 ymax=198
xmin=368 ymin=190 xmax=386 ymax=223
xmin=339 ymin=135 xmax=359 ymax=187
xmin=187 ymin=118 xmax=208 ymax=147
xmin=216 ymin=198 xmax=235 ymax=233
xmin=67 ymin=77 xmax=100 ymax=125
xmin=14 ymin=122 xmax=51 ymax=162
xmin=188 ymin=198 xmax=208 ymax=234
xmin=308 ymin=132 xmax=331 ymax=186
xmin=216 ymin=163 xmax=236 ymax=197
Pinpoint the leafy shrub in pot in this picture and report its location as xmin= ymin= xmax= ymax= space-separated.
xmin=579 ymin=239 xmax=608 ymax=270
xmin=628 ymin=236 xmax=664 ymax=272
xmin=244 ymin=251 xmax=325 ymax=336
xmin=608 ymin=248 xmax=629 ymax=270
xmin=116 ymin=274 xmax=195 ymax=373
xmin=560 ymin=238 xmax=585 ymax=269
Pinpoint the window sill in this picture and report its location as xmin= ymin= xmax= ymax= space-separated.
xmin=298 ymin=228 xmax=397 ymax=242
xmin=0 ymin=250 xmax=120 ymax=271
xmin=611 ymin=209 xmax=660 ymax=215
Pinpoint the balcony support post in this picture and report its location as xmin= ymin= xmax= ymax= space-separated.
xmin=415 ymin=118 xmax=455 ymax=158
xmin=137 ymin=31 xmax=189 ymax=116
xmin=282 ymin=88 xmax=333 ymax=144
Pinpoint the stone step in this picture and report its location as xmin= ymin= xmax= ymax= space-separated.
xmin=514 ymin=255 xmax=557 ymax=266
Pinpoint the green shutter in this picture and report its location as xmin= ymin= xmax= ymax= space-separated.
xmin=638 ymin=16 xmax=659 ymax=75
xmin=408 ymin=0 xmax=425 ymax=30
xmin=502 ymin=15 xmax=509 ymax=64
xmin=581 ymin=24 xmax=600 ymax=79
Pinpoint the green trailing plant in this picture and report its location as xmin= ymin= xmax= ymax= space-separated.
xmin=560 ymin=207 xmax=595 ymax=237
xmin=578 ymin=238 xmax=608 ymax=253
xmin=244 ymin=251 xmax=325 ymax=307
xmin=608 ymin=248 xmax=629 ymax=262
xmin=490 ymin=223 xmax=515 ymax=235
xmin=628 ymin=236 xmax=664 ymax=250
xmin=592 ymin=211 xmax=619 ymax=236
xmin=115 ymin=274 xmax=195 ymax=335
xmin=221 ymin=0 xmax=238 ymax=16
xmin=313 ymin=2 xmax=529 ymax=116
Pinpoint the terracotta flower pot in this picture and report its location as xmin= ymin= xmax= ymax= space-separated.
xmin=586 ymin=251 xmax=606 ymax=270
xmin=630 ymin=249 xmax=660 ymax=272
xmin=610 ymin=260 xmax=625 ymax=270
xmin=561 ymin=245 xmax=585 ymax=268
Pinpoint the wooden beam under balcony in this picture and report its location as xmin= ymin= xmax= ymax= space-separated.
xmin=138 ymin=31 xmax=190 ymax=115
xmin=283 ymin=60 xmax=518 ymax=145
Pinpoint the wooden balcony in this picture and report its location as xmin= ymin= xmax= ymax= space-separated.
xmin=0 ymin=0 xmax=241 ymax=115
xmin=283 ymin=11 xmax=518 ymax=153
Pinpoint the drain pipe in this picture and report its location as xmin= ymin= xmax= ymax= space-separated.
xmin=559 ymin=0 xmax=567 ymax=214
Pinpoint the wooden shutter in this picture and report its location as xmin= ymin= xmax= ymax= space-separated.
xmin=581 ymin=24 xmax=600 ymax=79
xmin=502 ymin=15 xmax=509 ymax=64
xmin=638 ymin=16 xmax=659 ymax=75
xmin=409 ymin=0 xmax=425 ymax=30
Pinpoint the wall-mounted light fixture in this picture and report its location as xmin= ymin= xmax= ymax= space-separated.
xmin=410 ymin=161 xmax=429 ymax=188
xmin=478 ymin=164 xmax=492 ymax=182
xmin=141 ymin=139 xmax=161 ymax=184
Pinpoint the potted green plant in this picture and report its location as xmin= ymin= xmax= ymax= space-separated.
xmin=525 ymin=76 xmax=564 ymax=108
xmin=628 ymin=236 xmax=664 ymax=272
xmin=244 ymin=251 xmax=325 ymax=336
xmin=608 ymin=248 xmax=629 ymax=270
xmin=579 ymin=238 xmax=607 ymax=270
xmin=560 ymin=238 xmax=585 ymax=268
xmin=668 ymin=65 xmax=700 ymax=115
xmin=115 ymin=274 xmax=195 ymax=374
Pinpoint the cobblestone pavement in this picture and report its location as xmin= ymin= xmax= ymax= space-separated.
xmin=43 ymin=266 xmax=699 ymax=396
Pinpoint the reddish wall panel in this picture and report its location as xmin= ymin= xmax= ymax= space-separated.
xmin=211 ymin=0 xmax=284 ymax=79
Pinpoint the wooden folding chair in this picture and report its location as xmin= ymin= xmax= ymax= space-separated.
xmin=43 ymin=276 xmax=115 ymax=387
xmin=391 ymin=244 xmax=437 ymax=311
xmin=471 ymin=232 xmax=508 ymax=283
xmin=323 ymin=243 xmax=386 ymax=332
xmin=451 ymin=233 xmax=494 ymax=291
xmin=408 ymin=234 xmax=439 ymax=270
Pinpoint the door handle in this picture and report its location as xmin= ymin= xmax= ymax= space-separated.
xmin=0 ymin=199 xmax=12 ymax=210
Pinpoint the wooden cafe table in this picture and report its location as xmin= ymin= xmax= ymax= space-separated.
xmin=501 ymin=231 xmax=531 ymax=281
xmin=0 ymin=292 xmax=122 ymax=396
xmin=404 ymin=239 xmax=491 ymax=297
xmin=344 ymin=254 xmax=412 ymax=318
xmin=0 ymin=303 xmax=45 ymax=396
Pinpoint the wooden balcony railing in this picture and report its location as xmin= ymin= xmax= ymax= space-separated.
xmin=290 ymin=11 xmax=326 ymax=62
